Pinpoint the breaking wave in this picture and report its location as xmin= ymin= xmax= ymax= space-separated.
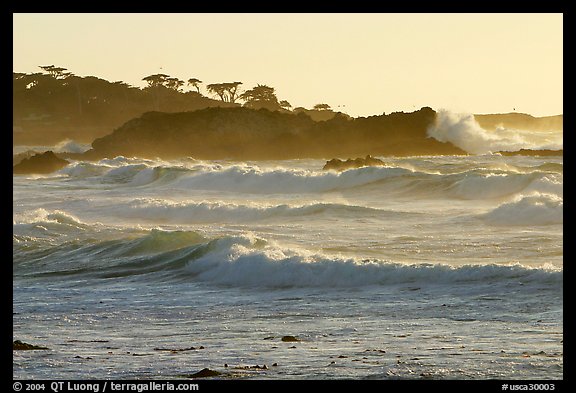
xmin=13 ymin=231 xmax=562 ymax=288
xmin=115 ymin=199 xmax=384 ymax=223
xmin=428 ymin=110 xmax=563 ymax=154
xmin=55 ymin=157 xmax=562 ymax=200
xmin=480 ymin=193 xmax=563 ymax=226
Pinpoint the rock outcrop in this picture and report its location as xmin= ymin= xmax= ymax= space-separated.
xmin=323 ymin=155 xmax=386 ymax=171
xmin=80 ymin=107 xmax=466 ymax=160
xmin=13 ymin=340 xmax=49 ymax=350
xmin=13 ymin=151 xmax=69 ymax=174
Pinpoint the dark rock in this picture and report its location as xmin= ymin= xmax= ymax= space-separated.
xmin=281 ymin=335 xmax=300 ymax=342
xmin=13 ymin=151 xmax=69 ymax=174
xmin=154 ymin=346 xmax=198 ymax=352
xmin=188 ymin=368 xmax=222 ymax=378
xmin=497 ymin=149 xmax=563 ymax=156
xmin=13 ymin=150 xmax=38 ymax=166
xmin=13 ymin=340 xmax=49 ymax=350
xmin=233 ymin=365 xmax=268 ymax=370
xmin=83 ymin=106 xmax=467 ymax=161
xmin=323 ymin=155 xmax=386 ymax=171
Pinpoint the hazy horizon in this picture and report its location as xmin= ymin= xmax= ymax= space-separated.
xmin=13 ymin=13 xmax=563 ymax=118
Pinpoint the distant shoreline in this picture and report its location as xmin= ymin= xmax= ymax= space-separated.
xmin=13 ymin=105 xmax=563 ymax=168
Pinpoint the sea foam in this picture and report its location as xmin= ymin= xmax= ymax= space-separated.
xmin=481 ymin=193 xmax=563 ymax=226
xmin=427 ymin=110 xmax=563 ymax=154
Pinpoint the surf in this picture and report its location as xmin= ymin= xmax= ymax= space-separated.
xmin=13 ymin=230 xmax=562 ymax=288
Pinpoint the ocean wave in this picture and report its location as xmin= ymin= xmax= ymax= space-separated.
xmin=13 ymin=231 xmax=562 ymax=288
xmin=53 ymin=139 xmax=92 ymax=154
xmin=447 ymin=171 xmax=557 ymax=199
xmin=115 ymin=199 xmax=386 ymax=223
xmin=427 ymin=110 xmax=563 ymax=154
xmin=13 ymin=208 xmax=88 ymax=230
xmin=168 ymin=164 xmax=414 ymax=194
xmin=55 ymin=158 xmax=562 ymax=201
xmin=480 ymin=193 xmax=563 ymax=226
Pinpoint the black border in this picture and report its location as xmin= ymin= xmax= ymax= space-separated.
xmin=10 ymin=7 xmax=568 ymax=389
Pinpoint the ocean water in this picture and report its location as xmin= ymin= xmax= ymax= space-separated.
xmin=13 ymin=153 xmax=563 ymax=379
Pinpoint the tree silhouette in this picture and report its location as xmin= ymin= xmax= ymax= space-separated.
xmin=313 ymin=103 xmax=331 ymax=111
xmin=143 ymin=74 xmax=171 ymax=110
xmin=188 ymin=78 xmax=202 ymax=94
xmin=39 ymin=65 xmax=68 ymax=79
xmin=206 ymin=83 xmax=228 ymax=102
xmin=279 ymin=100 xmax=292 ymax=110
xmin=142 ymin=74 xmax=170 ymax=88
xmin=165 ymin=77 xmax=185 ymax=92
xmin=206 ymin=82 xmax=243 ymax=103
xmin=62 ymin=72 xmax=84 ymax=116
xmin=240 ymin=84 xmax=281 ymax=111
xmin=223 ymin=82 xmax=242 ymax=103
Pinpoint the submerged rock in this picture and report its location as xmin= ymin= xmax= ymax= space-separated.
xmin=187 ymin=368 xmax=222 ymax=378
xmin=154 ymin=346 xmax=204 ymax=353
xmin=13 ymin=151 xmax=69 ymax=174
xmin=13 ymin=340 xmax=49 ymax=350
xmin=233 ymin=364 xmax=268 ymax=370
xmin=323 ymin=155 xmax=386 ymax=171
xmin=281 ymin=335 xmax=300 ymax=342
xmin=496 ymin=149 xmax=563 ymax=156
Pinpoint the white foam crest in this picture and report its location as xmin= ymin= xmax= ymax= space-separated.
xmin=13 ymin=209 xmax=89 ymax=239
xmin=481 ymin=193 xmax=563 ymax=226
xmin=97 ymin=156 xmax=160 ymax=167
xmin=173 ymin=165 xmax=412 ymax=193
xmin=450 ymin=172 xmax=538 ymax=199
xmin=428 ymin=110 xmax=563 ymax=154
xmin=59 ymin=162 xmax=112 ymax=178
xmin=117 ymin=198 xmax=378 ymax=223
xmin=53 ymin=139 xmax=91 ymax=154
xmin=185 ymin=235 xmax=562 ymax=288
xmin=524 ymin=174 xmax=563 ymax=197
xmin=13 ymin=208 xmax=85 ymax=226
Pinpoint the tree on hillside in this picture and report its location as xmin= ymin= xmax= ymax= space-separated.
xmin=143 ymin=74 xmax=171 ymax=110
xmin=279 ymin=100 xmax=292 ymax=110
xmin=206 ymin=83 xmax=228 ymax=102
xmin=142 ymin=74 xmax=170 ymax=88
xmin=165 ymin=77 xmax=185 ymax=92
xmin=61 ymin=72 xmax=83 ymax=116
xmin=39 ymin=65 xmax=68 ymax=79
xmin=206 ymin=82 xmax=243 ymax=103
xmin=240 ymin=84 xmax=281 ymax=111
xmin=313 ymin=103 xmax=331 ymax=111
xmin=223 ymin=82 xmax=242 ymax=103
xmin=187 ymin=78 xmax=202 ymax=94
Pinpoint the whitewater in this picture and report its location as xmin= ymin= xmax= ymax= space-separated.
xmin=13 ymin=130 xmax=562 ymax=379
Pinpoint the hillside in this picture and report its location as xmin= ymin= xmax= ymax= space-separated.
xmin=13 ymin=72 xmax=236 ymax=145
xmin=474 ymin=113 xmax=562 ymax=131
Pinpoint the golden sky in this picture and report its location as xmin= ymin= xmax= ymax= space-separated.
xmin=13 ymin=13 xmax=563 ymax=117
